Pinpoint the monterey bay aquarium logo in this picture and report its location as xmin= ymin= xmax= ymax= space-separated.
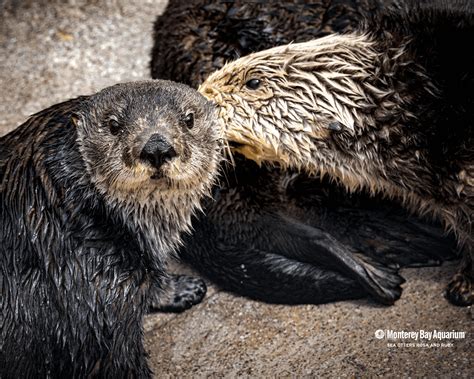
xmin=374 ymin=329 xmax=467 ymax=348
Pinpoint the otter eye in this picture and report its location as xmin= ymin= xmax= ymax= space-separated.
xmin=184 ymin=112 xmax=194 ymax=129
xmin=108 ymin=118 xmax=122 ymax=136
xmin=245 ymin=79 xmax=261 ymax=90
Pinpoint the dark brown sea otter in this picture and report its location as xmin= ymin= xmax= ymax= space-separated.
xmin=150 ymin=0 xmax=458 ymax=306
xmin=200 ymin=1 xmax=474 ymax=305
xmin=179 ymin=154 xmax=456 ymax=306
xmin=151 ymin=0 xmax=383 ymax=88
xmin=0 ymin=80 xmax=221 ymax=377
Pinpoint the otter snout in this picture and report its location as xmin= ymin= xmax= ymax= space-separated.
xmin=139 ymin=133 xmax=177 ymax=170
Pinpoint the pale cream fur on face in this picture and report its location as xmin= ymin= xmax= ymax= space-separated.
xmin=199 ymin=33 xmax=469 ymax=240
xmin=199 ymin=33 xmax=394 ymax=164
xmin=74 ymin=87 xmax=222 ymax=259
xmin=199 ymin=33 xmax=425 ymax=193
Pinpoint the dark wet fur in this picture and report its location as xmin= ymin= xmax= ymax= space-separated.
xmin=151 ymin=0 xmax=460 ymax=306
xmin=0 ymin=81 xmax=219 ymax=377
xmin=347 ymin=1 xmax=474 ymax=304
xmin=179 ymin=156 xmax=457 ymax=306
xmin=1 ymin=99 xmax=153 ymax=377
xmin=151 ymin=0 xmax=383 ymax=88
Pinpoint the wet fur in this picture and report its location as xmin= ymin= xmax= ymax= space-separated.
xmin=0 ymin=80 xmax=221 ymax=377
xmin=179 ymin=156 xmax=457 ymax=305
xmin=150 ymin=0 xmax=457 ymax=306
xmin=200 ymin=1 xmax=474 ymax=305
xmin=150 ymin=0 xmax=383 ymax=88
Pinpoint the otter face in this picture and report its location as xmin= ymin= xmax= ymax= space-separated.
xmin=75 ymin=80 xmax=222 ymax=202
xmin=199 ymin=34 xmax=381 ymax=170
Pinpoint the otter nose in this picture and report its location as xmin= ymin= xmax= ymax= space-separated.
xmin=139 ymin=134 xmax=177 ymax=170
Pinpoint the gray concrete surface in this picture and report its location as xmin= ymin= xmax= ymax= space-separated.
xmin=1 ymin=1 xmax=472 ymax=377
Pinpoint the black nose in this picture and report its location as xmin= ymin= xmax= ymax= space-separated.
xmin=139 ymin=134 xmax=177 ymax=170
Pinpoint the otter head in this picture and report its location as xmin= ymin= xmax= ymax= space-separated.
xmin=74 ymin=80 xmax=222 ymax=204
xmin=199 ymin=34 xmax=391 ymax=176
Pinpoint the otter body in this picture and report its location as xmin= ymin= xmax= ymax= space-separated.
xmin=151 ymin=0 xmax=382 ymax=88
xmin=179 ymin=155 xmax=456 ymax=305
xmin=0 ymin=81 xmax=221 ymax=377
xmin=150 ymin=0 xmax=456 ymax=306
xmin=201 ymin=1 xmax=474 ymax=305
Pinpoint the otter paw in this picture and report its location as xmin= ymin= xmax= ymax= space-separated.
xmin=168 ymin=275 xmax=207 ymax=312
xmin=150 ymin=275 xmax=207 ymax=313
xmin=445 ymin=273 xmax=473 ymax=306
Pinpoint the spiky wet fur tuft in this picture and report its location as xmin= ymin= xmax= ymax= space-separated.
xmin=201 ymin=1 xmax=474 ymax=305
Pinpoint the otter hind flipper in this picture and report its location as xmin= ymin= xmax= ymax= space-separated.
xmin=352 ymin=253 xmax=405 ymax=305
xmin=181 ymin=212 xmax=404 ymax=305
xmin=286 ymin=174 xmax=457 ymax=268
xmin=364 ymin=222 xmax=457 ymax=268
xmin=268 ymin=213 xmax=405 ymax=305
xmin=179 ymin=240 xmax=368 ymax=305
xmin=332 ymin=206 xmax=458 ymax=268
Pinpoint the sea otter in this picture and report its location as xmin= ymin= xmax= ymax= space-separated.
xmin=199 ymin=1 xmax=474 ymax=305
xmin=0 ymin=80 xmax=221 ymax=377
xmin=150 ymin=0 xmax=383 ymax=88
xmin=149 ymin=0 xmax=457 ymax=306
xmin=179 ymin=154 xmax=456 ymax=305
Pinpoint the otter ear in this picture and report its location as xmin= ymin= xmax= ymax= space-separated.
xmin=70 ymin=112 xmax=84 ymax=128
xmin=70 ymin=114 xmax=79 ymax=127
